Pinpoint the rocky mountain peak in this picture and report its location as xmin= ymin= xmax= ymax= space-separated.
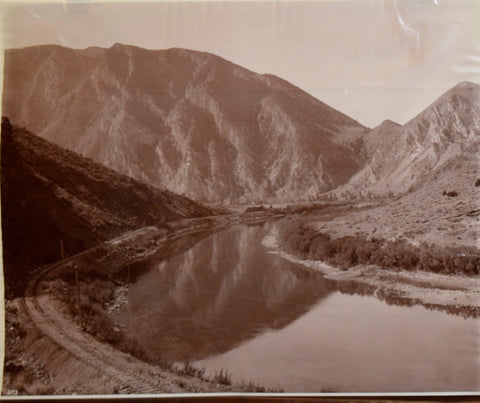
xmin=377 ymin=119 xmax=402 ymax=128
xmin=406 ymin=81 xmax=479 ymax=128
xmin=447 ymin=81 xmax=479 ymax=99
xmin=338 ymin=81 xmax=480 ymax=198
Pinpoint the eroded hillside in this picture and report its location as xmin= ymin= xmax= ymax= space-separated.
xmin=3 ymin=44 xmax=367 ymax=203
xmin=338 ymin=81 xmax=480 ymax=198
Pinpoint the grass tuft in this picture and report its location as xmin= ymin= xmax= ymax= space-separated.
xmin=213 ymin=368 xmax=232 ymax=385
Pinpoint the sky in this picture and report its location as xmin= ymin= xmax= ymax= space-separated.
xmin=1 ymin=0 xmax=479 ymax=127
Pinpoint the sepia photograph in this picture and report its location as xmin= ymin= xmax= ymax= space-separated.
xmin=0 ymin=0 xmax=479 ymax=397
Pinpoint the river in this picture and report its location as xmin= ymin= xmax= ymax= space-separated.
xmin=114 ymin=223 xmax=480 ymax=392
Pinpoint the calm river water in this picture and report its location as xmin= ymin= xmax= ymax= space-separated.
xmin=115 ymin=223 xmax=480 ymax=392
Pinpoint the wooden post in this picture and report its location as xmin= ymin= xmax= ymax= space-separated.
xmin=75 ymin=267 xmax=82 ymax=328
xmin=60 ymin=240 xmax=64 ymax=260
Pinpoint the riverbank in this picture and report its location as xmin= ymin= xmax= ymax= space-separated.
xmin=264 ymin=226 xmax=480 ymax=318
xmin=3 ymin=210 xmax=288 ymax=395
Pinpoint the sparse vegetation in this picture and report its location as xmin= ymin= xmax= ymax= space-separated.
xmin=237 ymin=380 xmax=284 ymax=393
xmin=45 ymin=274 xmax=152 ymax=362
xmin=175 ymin=363 xmax=232 ymax=386
xmin=179 ymin=361 xmax=206 ymax=379
xmin=213 ymin=369 xmax=232 ymax=385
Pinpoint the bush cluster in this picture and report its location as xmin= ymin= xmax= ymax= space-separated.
xmin=281 ymin=225 xmax=480 ymax=275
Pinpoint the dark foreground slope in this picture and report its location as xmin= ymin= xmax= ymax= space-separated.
xmin=3 ymin=44 xmax=367 ymax=203
xmin=1 ymin=118 xmax=213 ymax=296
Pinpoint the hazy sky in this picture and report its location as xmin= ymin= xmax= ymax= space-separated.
xmin=1 ymin=0 xmax=479 ymax=127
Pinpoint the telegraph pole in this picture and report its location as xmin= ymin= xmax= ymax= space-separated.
xmin=74 ymin=265 xmax=82 ymax=328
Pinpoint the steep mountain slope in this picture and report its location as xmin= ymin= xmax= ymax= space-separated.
xmin=340 ymin=81 xmax=480 ymax=197
xmin=1 ymin=117 xmax=213 ymax=296
xmin=2 ymin=44 xmax=367 ymax=203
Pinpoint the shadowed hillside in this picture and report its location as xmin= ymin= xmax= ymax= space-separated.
xmin=1 ymin=117 xmax=213 ymax=297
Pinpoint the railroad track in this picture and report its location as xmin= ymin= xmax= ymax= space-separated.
xmin=20 ymin=212 xmax=285 ymax=393
xmin=21 ymin=227 xmax=170 ymax=393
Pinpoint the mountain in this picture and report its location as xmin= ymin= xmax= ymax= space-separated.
xmin=339 ymin=81 xmax=480 ymax=197
xmin=2 ymin=44 xmax=367 ymax=203
xmin=0 ymin=117 xmax=213 ymax=296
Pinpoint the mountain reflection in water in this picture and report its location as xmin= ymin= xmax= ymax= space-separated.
xmin=115 ymin=224 xmax=330 ymax=362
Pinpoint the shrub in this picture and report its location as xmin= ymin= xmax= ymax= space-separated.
xmin=280 ymin=225 xmax=480 ymax=276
